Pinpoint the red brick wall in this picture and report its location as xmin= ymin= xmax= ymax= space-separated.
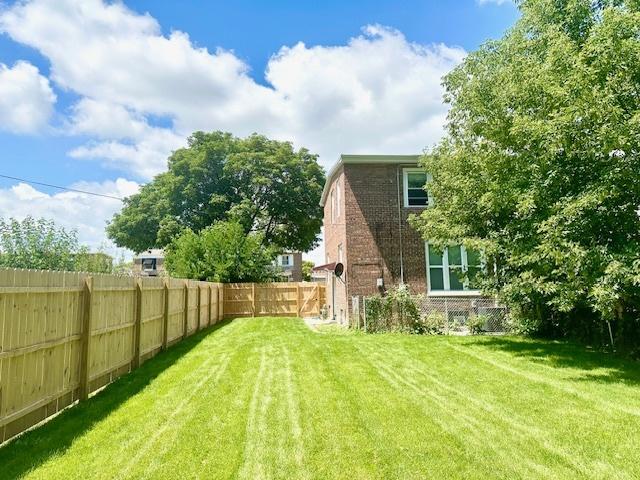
xmin=321 ymin=161 xmax=488 ymax=324
xmin=343 ymin=163 xmax=427 ymax=301
xmin=291 ymin=252 xmax=303 ymax=282
xmin=322 ymin=162 xmax=432 ymax=324
xmin=322 ymin=167 xmax=348 ymax=324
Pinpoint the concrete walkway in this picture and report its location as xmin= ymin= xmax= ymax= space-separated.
xmin=303 ymin=316 xmax=337 ymax=331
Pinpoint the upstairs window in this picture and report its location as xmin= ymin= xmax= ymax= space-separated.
xmin=141 ymin=258 xmax=157 ymax=271
xmin=331 ymin=181 xmax=341 ymax=222
xmin=426 ymin=244 xmax=482 ymax=293
xmin=280 ymin=254 xmax=293 ymax=267
xmin=403 ymin=169 xmax=430 ymax=207
xmin=330 ymin=189 xmax=336 ymax=223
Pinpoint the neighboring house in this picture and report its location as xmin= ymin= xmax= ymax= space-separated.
xmin=321 ymin=154 xmax=486 ymax=325
xmin=133 ymin=249 xmax=165 ymax=277
xmin=309 ymin=267 xmax=328 ymax=283
xmin=276 ymin=252 xmax=303 ymax=282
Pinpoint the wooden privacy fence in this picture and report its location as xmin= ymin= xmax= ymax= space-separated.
xmin=0 ymin=270 xmax=326 ymax=445
xmin=0 ymin=269 xmax=223 ymax=444
xmin=223 ymin=282 xmax=326 ymax=318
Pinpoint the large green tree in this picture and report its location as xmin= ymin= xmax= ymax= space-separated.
xmin=107 ymin=132 xmax=325 ymax=253
xmin=413 ymin=0 xmax=640 ymax=345
xmin=164 ymin=221 xmax=277 ymax=282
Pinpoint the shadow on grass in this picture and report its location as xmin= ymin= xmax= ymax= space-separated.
xmin=0 ymin=320 xmax=232 ymax=480
xmin=475 ymin=336 xmax=640 ymax=385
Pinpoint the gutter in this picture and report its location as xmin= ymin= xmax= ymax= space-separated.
xmin=319 ymin=154 xmax=421 ymax=206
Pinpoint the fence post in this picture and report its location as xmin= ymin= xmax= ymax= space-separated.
xmin=183 ymin=281 xmax=189 ymax=338
xmin=208 ymin=285 xmax=213 ymax=326
xmin=219 ymin=285 xmax=224 ymax=320
xmin=162 ymin=280 xmax=169 ymax=350
xmin=296 ymin=284 xmax=302 ymax=318
xmin=214 ymin=285 xmax=219 ymax=323
xmin=196 ymin=284 xmax=202 ymax=331
xmin=445 ymin=298 xmax=450 ymax=334
xmin=252 ymin=283 xmax=256 ymax=317
xmin=132 ymin=279 xmax=143 ymax=369
xmin=79 ymin=276 xmax=93 ymax=401
xmin=363 ymin=296 xmax=367 ymax=333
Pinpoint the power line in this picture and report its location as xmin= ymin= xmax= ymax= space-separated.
xmin=0 ymin=174 xmax=125 ymax=201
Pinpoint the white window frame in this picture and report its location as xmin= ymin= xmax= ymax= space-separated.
xmin=336 ymin=182 xmax=341 ymax=219
xmin=330 ymin=189 xmax=335 ymax=224
xmin=425 ymin=243 xmax=481 ymax=296
xmin=403 ymin=168 xmax=432 ymax=208
xmin=280 ymin=254 xmax=293 ymax=267
xmin=338 ymin=243 xmax=343 ymax=263
xmin=141 ymin=258 xmax=157 ymax=271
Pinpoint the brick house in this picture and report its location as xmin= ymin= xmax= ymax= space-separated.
xmin=320 ymin=154 xmax=484 ymax=325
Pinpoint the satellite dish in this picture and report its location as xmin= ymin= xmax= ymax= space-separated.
xmin=334 ymin=262 xmax=344 ymax=277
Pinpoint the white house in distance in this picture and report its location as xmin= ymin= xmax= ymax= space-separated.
xmin=133 ymin=249 xmax=165 ymax=277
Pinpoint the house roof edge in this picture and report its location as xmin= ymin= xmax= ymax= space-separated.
xmin=319 ymin=154 xmax=422 ymax=206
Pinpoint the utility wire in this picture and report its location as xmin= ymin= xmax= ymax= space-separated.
xmin=0 ymin=174 xmax=125 ymax=201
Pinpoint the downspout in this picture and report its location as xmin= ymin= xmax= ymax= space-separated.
xmin=332 ymin=273 xmax=336 ymax=322
xmin=396 ymin=165 xmax=405 ymax=284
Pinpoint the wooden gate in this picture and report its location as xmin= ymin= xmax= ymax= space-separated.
xmin=223 ymin=282 xmax=326 ymax=318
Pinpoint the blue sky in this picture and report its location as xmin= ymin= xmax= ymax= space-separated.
xmin=0 ymin=0 xmax=518 ymax=260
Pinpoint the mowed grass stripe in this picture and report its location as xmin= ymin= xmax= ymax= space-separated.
xmin=449 ymin=342 xmax=640 ymax=414
xmin=359 ymin=336 xmax=638 ymax=480
xmin=357 ymin=341 xmax=597 ymax=479
xmin=140 ymin=321 xmax=268 ymax=479
xmin=1 ymin=317 xmax=640 ymax=480
xmin=2 ymin=320 xmax=250 ymax=480
xmin=352 ymin=340 xmax=553 ymax=479
xmin=303 ymin=332 xmax=493 ymax=479
xmin=128 ymin=352 xmax=233 ymax=478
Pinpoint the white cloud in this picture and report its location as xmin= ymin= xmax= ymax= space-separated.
xmin=0 ymin=60 xmax=56 ymax=133
xmin=265 ymin=25 xmax=465 ymax=162
xmin=0 ymin=179 xmax=139 ymax=256
xmin=67 ymin=98 xmax=185 ymax=177
xmin=0 ymin=0 xmax=280 ymax=171
xmin=68 ymin=98 xmax=152 ymax=140
xmin=0 ymin=1 xmax=467 ymax=259
xmin=0 ymin=0 xmax=465 ymax=178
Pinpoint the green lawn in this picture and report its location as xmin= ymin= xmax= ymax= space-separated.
xmin=2 ymin=317 xmax=640 ymax=479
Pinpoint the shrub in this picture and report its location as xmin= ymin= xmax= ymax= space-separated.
xmin=393 ymin=284 xmax=423 ymax=333
xmin=0 ymin=216 xmax=117 ymax=274
xmin=363 ymin=285 xmax=424 ymax=334
xmin=363 ymin=294 xmax=392 ymax=333
xmin=422 ymin=311 xmax=447 ymax=335
xmin=468 ymin=315 xmax=487 ymax=335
